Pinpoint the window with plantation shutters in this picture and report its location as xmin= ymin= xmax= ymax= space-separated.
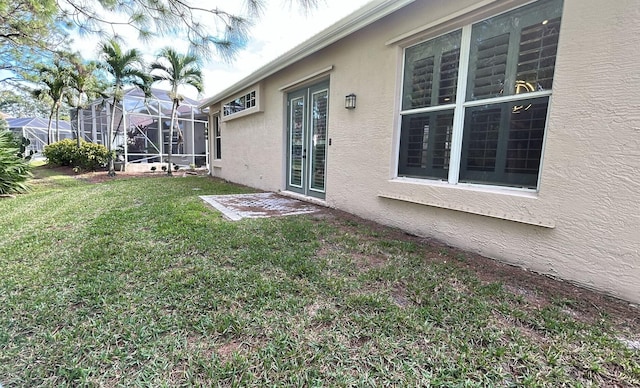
xmin=399 ymin=30 xmax=460 ymax=179
xmin=398 ymin=0 xmax=563 ymax=190
xmin=402 ymin=30 xmax=461 ymax=110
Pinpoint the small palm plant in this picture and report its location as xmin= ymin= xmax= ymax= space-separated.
xmin=151 ymin=48 xmax=203 ymax=176
xmin=0 ymin=130 xmax=31 ymax=195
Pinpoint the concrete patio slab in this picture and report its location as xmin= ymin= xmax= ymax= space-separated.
xmin=200 ymin=192 xmax=321 ymax=221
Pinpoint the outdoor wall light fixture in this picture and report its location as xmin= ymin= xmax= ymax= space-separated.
xmin=345 ymin=93 xmax=356 ymax=109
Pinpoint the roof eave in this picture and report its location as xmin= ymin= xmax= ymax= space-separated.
xmin=198 ymin=0 xmax=415 ymax=109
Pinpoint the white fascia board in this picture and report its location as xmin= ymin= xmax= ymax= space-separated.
xmin=198 ymin=0 xmax=415 ymax=109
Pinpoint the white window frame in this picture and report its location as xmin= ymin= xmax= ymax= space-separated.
xmin=221 ymin=84 xmax=263 ymax=121
xmin=396 ymin=0 xmax=561 ymax=191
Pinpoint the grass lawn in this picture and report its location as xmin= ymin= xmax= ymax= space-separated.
xmin=1 ymin=166 xmax=638 ymax=386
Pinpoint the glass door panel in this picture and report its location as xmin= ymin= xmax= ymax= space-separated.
xmin=310 ymin=89 xmax=328 ymax=193
xmin=289 ymin=96 xmax=305 ymax=188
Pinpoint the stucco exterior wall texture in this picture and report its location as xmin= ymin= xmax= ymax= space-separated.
xmin=208 ymin=0 xmax=640 ymax=303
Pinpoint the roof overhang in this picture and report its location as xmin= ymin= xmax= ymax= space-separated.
xmin=198 ymin=0 xmax=415 ymax=109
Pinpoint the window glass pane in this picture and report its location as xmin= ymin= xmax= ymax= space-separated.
xmin=403 ymin=30 xmax=461 ymax=110
xmin=517 ymin=17 xmax=561 ymax=93
xmin=215 ymin=138 xmax=221 ymax=159
xmin=463 ymin=106 xmax=501 ymax=173
xmin=470 ymin=32 xmax=510 ymax=100
xmin=214 ymin=115 xmax=221 ymax=159
xmin=408 ymin=56 xmax=435 ymax=109
xmin=289 ymin=97 xmax=304 ymax=187
xmin=506 ymin=101 xmax=547 ymax=175
xmin=467 ymin=0 xmax=563 ymax=101
xmin=398 ymin=110 xmax=454 ymax=179
xmin=459 ymin=97 xmax=549 ymax=188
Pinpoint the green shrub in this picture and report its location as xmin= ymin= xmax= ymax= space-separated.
xmin=0 ymin=130 xmax=31 ymax=194
xmin=78 ymin=142 xmax=110 ymax=171
xmin=44 ymin=139 xmax=110 ymax=171
xmin=43 ymin=139 xmax=77 ymax=166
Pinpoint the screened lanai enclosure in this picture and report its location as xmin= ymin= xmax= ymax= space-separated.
xmin=7 ymin=117 xmax=73 ymax=155
xmin=72 ymin=88 xmax=208 ymax=169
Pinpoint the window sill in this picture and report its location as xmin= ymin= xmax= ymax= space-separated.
xmin=393 ymin=176 xmax=539 ymax=198
xmin=221 ymin=106 xmax=261 ymax=122
xmin=211 ymin=160 xmax=223 ymax=168
xmin=379 ymin=178 xmax=555 ymax=228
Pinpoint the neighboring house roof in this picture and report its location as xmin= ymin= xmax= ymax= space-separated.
xmin=7 ymin=117 xmax=72 ymax=131
xmin=198 ymin=0 xmax=415 ymax=109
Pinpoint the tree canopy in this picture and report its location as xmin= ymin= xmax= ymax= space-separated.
xmin=0 ymin=0 xmax=69 ymax=82
xmin=0 ymin=0 xmax=319 ymax=79
xmin=59 ymin=0 xmax=319 ymax=60
xmin=0 ymin=89 xmax=51 ymax=118
xmin=1 ymin=0 xmax=319 ymax=118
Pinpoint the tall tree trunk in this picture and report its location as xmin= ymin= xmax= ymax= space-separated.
xmin=166 ymin=99 xmax=178 ymax=176
xmin=76 ymin=108 xmax=82 ymax=148
xmin=76 ymin=91 xmax=83 ymax=148
xmin=47 ymin=110 xmax=54 ymax=145
xmin=55 ymin=108 xmax=60 ymax=143
xmin=107 ymin=96 xmax=118 ymax=176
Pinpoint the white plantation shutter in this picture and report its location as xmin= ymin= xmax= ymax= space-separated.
xmin=469 ymin=32 xmax=510 ymax=100
xmin=409 ymin=56 xmax=435 ymax=109
xmin=517 ymin=17 xmax=561 ymax=92
xmin=438 ymin=48 xmax=460 ymax=104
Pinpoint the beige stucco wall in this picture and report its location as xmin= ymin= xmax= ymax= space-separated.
xmin=206 ymin=0 xmax=640 ymax=303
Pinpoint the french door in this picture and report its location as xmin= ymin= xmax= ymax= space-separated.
xmin=286 ymin=81 xmax=329 ymax=199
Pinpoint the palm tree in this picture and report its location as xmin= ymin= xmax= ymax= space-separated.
xmin=67 ymin=55 xmax=100 ymax=148
xmin=33 ymin=60 xmax=71 ymax=144
xmin=151 ymin=48 xmax=203 ymax=176
xmin=99 ymin=39 xmax=150 ymax=176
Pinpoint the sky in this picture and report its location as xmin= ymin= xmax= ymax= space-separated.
xmin=72 ymin=0 xmax=372 ymax=99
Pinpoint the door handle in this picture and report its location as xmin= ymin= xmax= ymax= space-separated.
xmin=302 ymin=148 xmax=307 ymax=159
